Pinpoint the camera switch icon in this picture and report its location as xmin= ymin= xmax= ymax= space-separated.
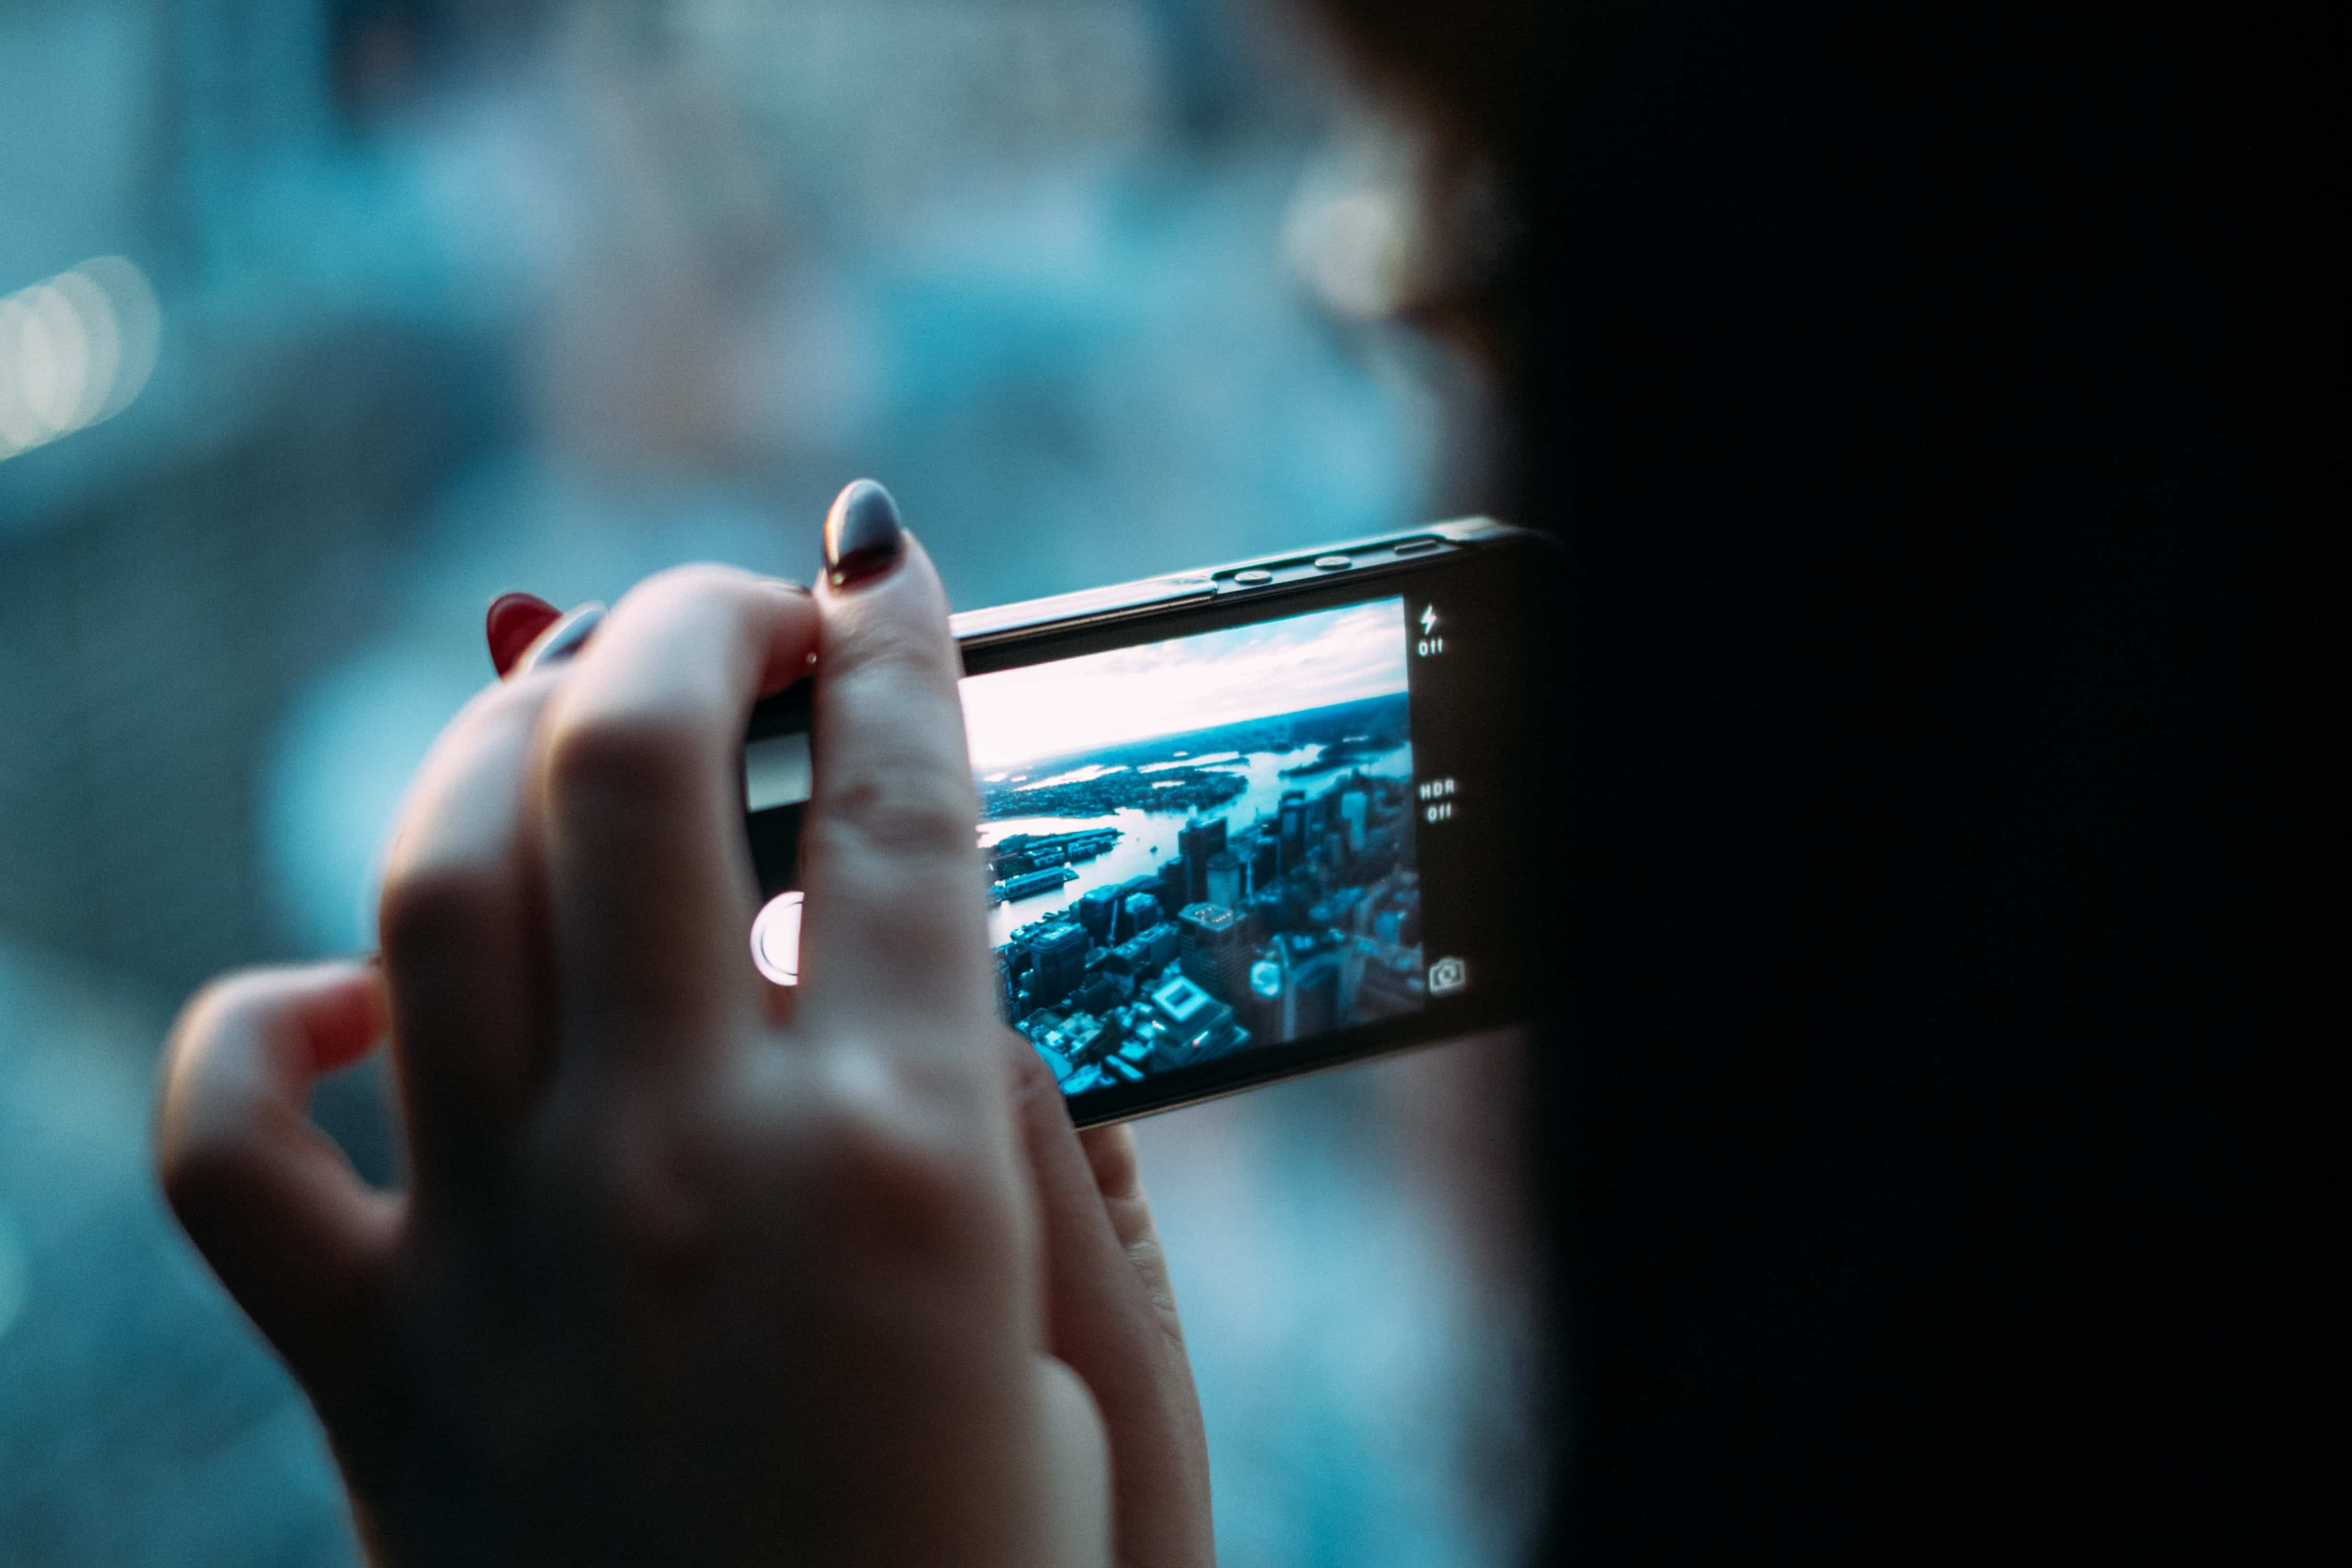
xmin=1428 ymin=956 xmax=1469 ymax=997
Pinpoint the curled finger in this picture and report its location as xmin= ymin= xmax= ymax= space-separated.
xmin=156 ymin=960 xmax=401 ymax=1384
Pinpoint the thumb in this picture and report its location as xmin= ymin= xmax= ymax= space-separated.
xmin=157 ymin=960 xmax=402 ymax=1384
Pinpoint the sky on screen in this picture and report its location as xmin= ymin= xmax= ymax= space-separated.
xmin=958 ymin=597 xmax=1409 ymax=772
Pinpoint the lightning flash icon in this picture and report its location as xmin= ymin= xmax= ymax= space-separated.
xmin=1420 ymin=604 xmax=1439 ymax=635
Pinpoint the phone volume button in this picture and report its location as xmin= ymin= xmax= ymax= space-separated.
xmin=1233 ymin=569 xmax=1274 ymax=585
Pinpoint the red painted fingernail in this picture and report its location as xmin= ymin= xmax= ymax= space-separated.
xmin=486 ymin=591 xmax=562 ymax=676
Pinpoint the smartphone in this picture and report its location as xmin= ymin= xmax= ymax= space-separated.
xmin=742 ymin=517 xmax=1564 ymax=1126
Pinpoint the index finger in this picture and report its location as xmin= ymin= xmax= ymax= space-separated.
xmin=533 ymin=564 xmax=817 ymax=1069
xmin=793 ymin=488 xmax=996 ymax=1041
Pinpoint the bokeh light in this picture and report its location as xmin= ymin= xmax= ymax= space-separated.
xmin=0 ymin=256 xmax=158 ymax=461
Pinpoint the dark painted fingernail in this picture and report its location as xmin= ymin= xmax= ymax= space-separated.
xmin=486 ymin=591 xmax=562 ymax=676
xmin=823 ymin=479 xmax=905 ymax=589
xmin=518 ymin=602 xmax=604 ymax=673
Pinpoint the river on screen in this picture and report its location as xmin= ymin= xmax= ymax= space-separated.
xmin=980 ymin=740 xmax=1412 ymax=946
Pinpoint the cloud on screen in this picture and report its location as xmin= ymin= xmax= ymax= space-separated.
xmin=959 ymin=598 xmax=1409 ymax=771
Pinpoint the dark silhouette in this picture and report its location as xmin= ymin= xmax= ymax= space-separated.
xmin=1313 ymin=0 xmax=2331 ymax=1558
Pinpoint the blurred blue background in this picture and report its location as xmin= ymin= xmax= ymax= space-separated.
xmin=0 ymin=1 xmax=1531 ymax=1561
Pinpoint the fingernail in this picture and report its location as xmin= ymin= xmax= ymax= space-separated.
xmin=518 ymin=602 xmax=605 ymax=673
xmin=823 ymin=479 xmax=905 ymax=590
xmin=486 ymin=591 xmax=562 ymax=676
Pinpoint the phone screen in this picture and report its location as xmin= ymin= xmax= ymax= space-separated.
xmin=747 ymin=592 xmax=1443 ymax=1101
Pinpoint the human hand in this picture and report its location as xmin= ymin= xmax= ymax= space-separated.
xmin=156 ymin=484 xmax=1212 ymax=1565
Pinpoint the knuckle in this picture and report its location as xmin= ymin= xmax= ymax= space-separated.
xmin=807 ymin=767 xmax=977 ymax=864
xmin=590 ymin=1118 xmax=728 ymax=1279
xmin=624 ymin=561 xmax=746 ymax=615
xmin=377 ymin=852 xmax=501 ymax=960
xmin=542 ymin=704 xmax=708 ymax=823
xmin=800 ymin=1063 xmax=1004 ymax=1259
xmin=608 ymin=563 xmax=767 ymax=649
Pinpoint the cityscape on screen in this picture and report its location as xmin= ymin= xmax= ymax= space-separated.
xmin=963 ymin=599 xmax=1427 ymax=1095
